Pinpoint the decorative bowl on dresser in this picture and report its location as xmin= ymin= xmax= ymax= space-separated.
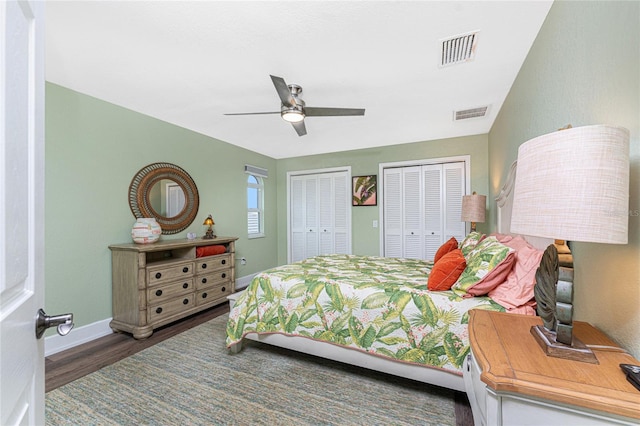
xmin=109 ymin=237 xmax=238 ymax=339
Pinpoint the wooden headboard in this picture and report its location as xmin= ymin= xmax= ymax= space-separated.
xmin=496 ymin=161 xmax=552 ymax=251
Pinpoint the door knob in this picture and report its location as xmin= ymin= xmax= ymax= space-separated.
xmin=35 ymin=308 xmax=74 ymax=339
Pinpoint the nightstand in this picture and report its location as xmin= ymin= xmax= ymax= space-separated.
xmin=464 ymin=309 xmax=640 ymax=426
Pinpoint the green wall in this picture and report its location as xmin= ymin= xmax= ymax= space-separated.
xmin=489 ymin=1 xmax=640 ymax=357
xmin=45 ymin=83 xmax=277 ymax=329
xmin=276 ymin=135 xmax=489 ymax=265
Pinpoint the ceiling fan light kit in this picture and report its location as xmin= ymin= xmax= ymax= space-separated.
xmin=224 ymin=75 xmax=365 ymax=136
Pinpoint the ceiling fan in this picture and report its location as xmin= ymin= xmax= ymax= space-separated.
xmin=224 ymin=75 xmax=365 ymax=136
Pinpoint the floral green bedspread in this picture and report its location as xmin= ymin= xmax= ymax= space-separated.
xmin=226 ymin=254 xmax=504 ymax=374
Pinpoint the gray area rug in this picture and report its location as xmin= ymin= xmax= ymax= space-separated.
xmin=46 ymin=314 xmax=456 ymax=425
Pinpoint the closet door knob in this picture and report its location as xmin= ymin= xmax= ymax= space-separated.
xmin=221 ymin=273 xmax=226 ymax=279
xmin=201 ymin=263 xmax=207 ymax=269
xmin=221 ymin=287 xmax=226 ymax=292
xmin=183 ymin=283 xmax=189 ymax=289
xmin=156 ymin=307 xmax=163 ymax=314
xmin=183 ymin=298 xmax=189 ymax=305
xmin=201 ymin=278 xmax=207 ymax=284
xmin=155 ymin=289 xmax=163 ymax=297
xmin=182 ymin=267 xmax=189 ymax=273
xmin=221 ymin=259 xmax=226 ymax=265
xmin=202 ymin=293 xmax=208 ymax=299
xmin=155 ymin=272 xmax=162 ymax=279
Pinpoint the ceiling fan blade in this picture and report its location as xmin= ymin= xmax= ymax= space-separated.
xmin=224 ymin=111 xmax=280 ymax=116
xmin=304 ymin=107 xmax=365 ymax=117
xmin=270 ymin=75 xmax=296 ymax=107
xmin=292 ymin=120 xmax=307 ymax=136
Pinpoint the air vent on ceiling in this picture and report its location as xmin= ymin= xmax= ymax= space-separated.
xmin=440 ymin=31 xmax=479 ymax=67
xmin=454 ymin=106 xmax=489 ymax=121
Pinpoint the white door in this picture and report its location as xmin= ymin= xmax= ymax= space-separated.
xmin=1 ymin=1 xmax=46 ymax=424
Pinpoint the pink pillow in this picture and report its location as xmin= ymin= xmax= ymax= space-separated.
xmin=434 ymin=237 xmax=458 ymax=263
xmin=465 ymin=250 xmax=516 ymax=296
xmin=488 ymin=236 xmax=543 ymax=312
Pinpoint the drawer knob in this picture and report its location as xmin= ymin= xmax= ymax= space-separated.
xmin=182 ymin=267 xmax=189 ymax=273
xmin=201 ymin=263 xmax=207 ymax=269
xmin=202 ymin=292 xmax=208 ymax=299
xmin=156 ymin=307 xmax=163 ymax=314
xmin=183 ymin=298 xmax=189 ymax=305
xmin=155 ymin=272 xmax=162 ymax=279
xmin=201 ymin=278 xmax=207 ymax=284
xmin=221 ymin=259 xmax=226 ymax=265
xmin=221 ymin=273 xmax=226 ymax=279
xmin=155 ymin=289 xmax=163 ymax=297
xmin=183 ymin=283 xmax=188 ymax=289
xmin=221 ymin=287 xmax=226 ymax=292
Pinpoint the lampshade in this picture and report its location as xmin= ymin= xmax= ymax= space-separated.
xmin=511 ymin=125 xmax=630 ymax=244
xmin=461 ymin=193 xmax=486 ymax=223
xmin=203 ymin=215 xmax=215 ymax=226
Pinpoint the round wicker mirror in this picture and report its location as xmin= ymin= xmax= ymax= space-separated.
xmin=129 ymin=162 xmax=199 ymax=235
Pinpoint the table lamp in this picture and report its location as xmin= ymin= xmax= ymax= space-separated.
xmin=202 ymin=214 xmax=216 ymax=239
xmin=461 ymin=192 xmax=486 ymax=232
xmin=510 ymin=124 xmax=630 ymax=363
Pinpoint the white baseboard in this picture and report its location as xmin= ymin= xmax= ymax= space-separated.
xmin=45 ymin=317 xmax=113 ymax=357
xmin=235 ymin=273 xmax=256 ymax=290
xmin=45 ymin=274 xmax=258 ymax=356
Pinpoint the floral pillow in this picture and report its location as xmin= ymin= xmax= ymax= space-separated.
xmin=452 ymin=236 xmax=515 ymax=296
xmin=459 ymin=231 xmax=485 ymax=258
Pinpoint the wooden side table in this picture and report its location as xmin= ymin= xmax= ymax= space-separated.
xmin=464 ymin=309 xmax=640 ymax=425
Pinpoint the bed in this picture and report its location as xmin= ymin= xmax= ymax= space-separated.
xmin=226 ymin=162 xmax=550 ymax=392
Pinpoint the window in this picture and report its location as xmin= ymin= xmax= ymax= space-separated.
xmin=247 ymin=174 xmax=264 ymax=238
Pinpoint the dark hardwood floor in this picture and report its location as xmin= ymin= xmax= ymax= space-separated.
xmin=45 ymin=303 xmax=229 ymax=392
xmin=45 ymin=302 xmax=473 ymax=425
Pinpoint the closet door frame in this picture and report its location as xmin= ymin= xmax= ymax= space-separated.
xmin=287 ymin=166 xmax=352 ymax=264
xmin=378 ymin=155 xmax=471 ymax=257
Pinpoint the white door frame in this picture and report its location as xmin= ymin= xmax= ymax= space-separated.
xmin=286 ymin=166 xmax=352 ymax=264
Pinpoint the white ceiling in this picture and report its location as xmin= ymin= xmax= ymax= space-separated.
xmin=45 ymin=1 xmax=553 ymax=159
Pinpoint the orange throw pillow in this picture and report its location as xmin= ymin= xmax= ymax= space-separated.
xmin=434 ymin=237 xmax=459 ymax=263
xmin=196 ymin=245 xmax=227 ymax=258
xmin=428 ymin=249 xmax=466 ymax=291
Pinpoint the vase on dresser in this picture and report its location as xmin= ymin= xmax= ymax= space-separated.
xmin=131 ymin=218 xmax=162 ymax=244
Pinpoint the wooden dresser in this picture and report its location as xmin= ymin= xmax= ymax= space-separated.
xmin=464 ymin=309 xmax=640 ymax=425
xmin=109 ymin=237 xmax=238 ymax=339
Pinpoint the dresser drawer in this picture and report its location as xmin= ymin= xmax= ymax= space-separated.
xmin=148 ymin=294 xmax=195 ymax=323
xmin=146 ymin=279 xmax=194 ymax=305
xmin=195 ymin=270 xmax=231 ymax=290
xmin=196 ymin=284 xmax=232 ymax=306
xmin=196 ymin=254 xmax=231 ymax=273
xmin=147 ymin=261 xmax=194 ymax=286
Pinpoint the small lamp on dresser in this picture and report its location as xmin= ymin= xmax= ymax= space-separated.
xmin=461 ymin=192 xmax=486 ymax=232
xmin=202 ymin=215 xmax=216 ymax=239
xmin=510 ymin=124 xmax=630 ymax=363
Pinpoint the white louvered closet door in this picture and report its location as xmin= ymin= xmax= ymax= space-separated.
xmin=443 ymin=162 xmax=466 ymax=245
xmin=383 ymin=168 xmax=403 ymax=257
xmin=289 ymin=170 xmax=351 ymax=263
xmin=423 ymin=165 xmax=443 ymax=260
xmin=290 ymin=177 xmax=306 ymax=262
xmin=403 ymin=166 xmax=423 ymax=259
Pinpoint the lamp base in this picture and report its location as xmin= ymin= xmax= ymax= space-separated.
xmin=530 ymin=325 xmax=598 ymax=364
xmin=202 ymin=229 xmax=216 ymax=239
